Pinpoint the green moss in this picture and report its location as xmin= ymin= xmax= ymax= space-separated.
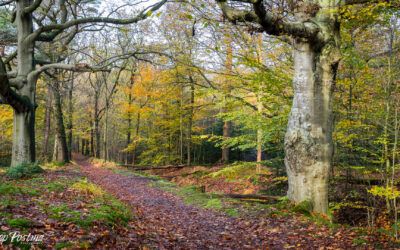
xmin=0 ymin=185 xmax=21 ymax=195
xmin=54 ymin=242 xmax=73 ymax=249
xmin=8 ymin=218 xmax=33 ymax=228
xmin=78 ymin=241 xmax=92 ymax=248
xmin=225 ymin=208 xmax=239 ymax=217
xmin=292 ymin=200 xmax=313 ymax=216
xmin=45 ymin=194 xmax=133 ymax=228
xmin=352 ymin=238 xmax=368 ymax=246
xmin=40 ymin=182 xmax=65 ymax=192
xmin=205 ymin=199 xmax=223 ymax=209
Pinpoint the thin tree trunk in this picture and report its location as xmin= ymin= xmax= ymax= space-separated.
xmin=384 ymin=22 xmax=394 ymax=197
xmin=94 ymin=93 xmax=100 ymax=158
xmin=52 ymin=77 xmax=69 ymax=163
xmin=222 ymin=119 xmax=230 ymax=163
xmin=345 ymin=77 xmax=353 ymax=191
xmin=221 ymin=44 xmax=232 ymax=163
xmin=53 ymin=134 xmax=58 ymax=161
xmin=256 ymin=99 xmax=262 ymax=172
xmin=179 ymin=85 xmax=184 ymax=164
xmin=256 ymin=34 xmax=263 ymax=173
xmin=103 ymin=107 xmax=108 ymax=161
xmin=81 ymin=138 xmax=85 ymax=155
xmin=76 ymin=136 xmax=79 ymax=154
xmin=132 ymin=112 xmax=141 ymax=166
xmin=125 ymin=73 xmax=134 ymax=164
xmin=67 ymin=73 xmax=73 ymax=160
xmin=187 ymin=78 xmax=195 ymax=166
xmin=42 ymin=85 xmax=52 ymax=159
xmin=85 ymin=139 xmax=89 ymax=156
xmin=90 ymin=121 xmax=94 ymax=156
xmin=126 ymin=115 xmax=132 ymax=164
xmin=392 ymin=106 xmax=399 ymax=239
xmin=389 ymin=22 xmax=399 ymax=237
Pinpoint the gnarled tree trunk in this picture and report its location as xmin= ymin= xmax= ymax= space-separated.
xmin=11 ymin=0 xmax=36 ymax=167
xmin=285 ymin=38 xmax=340 ymax=213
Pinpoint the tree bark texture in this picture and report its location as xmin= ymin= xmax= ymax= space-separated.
xmin=52 ymin=78 xmax=69 ymax=163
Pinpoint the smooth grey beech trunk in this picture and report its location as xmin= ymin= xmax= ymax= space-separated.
xmin=11 ymin=0 xmax=35 ymax=167
xmin=11 ymin=110 xmax=35 ymax=167
xmin=285 ymin=40 xmax=340 ymax=213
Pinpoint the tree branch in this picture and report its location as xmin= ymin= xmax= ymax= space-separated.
xmin=216 ymin=0 xmax=320 ymax=40
xmin=4 ymin=50 xmax=17 ymax=64
xmin=0 ymin=0 xmax=14 ymax=7
xmin=27 ymin=63 xmax=110 ymax=85
xmin=23 ymin=0 xmax=43 ymax=15
xmin=29 ymin=0 xmax=167 ymax=43
xmin=0 ymin=57 xmax=31 ymax=112
xmin=344 ymin=0 xmax=400 ymax=6
xmin=366 ymin=46 xmax=400 ymax=62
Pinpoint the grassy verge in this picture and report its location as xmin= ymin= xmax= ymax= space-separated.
xmin=0 ymin=163 xmax=139 ymax=249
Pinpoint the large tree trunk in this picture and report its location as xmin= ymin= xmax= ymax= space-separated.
xmin=284 ymin=39 xmax=340 ymax=213
xmin=10 ymin=0 xmax=36 ymax=167
xmin=11 ymin=109 xmax=35 ymax=167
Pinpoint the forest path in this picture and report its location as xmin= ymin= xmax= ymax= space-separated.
xmin=73 ymin=154 xmax=356 ymax=249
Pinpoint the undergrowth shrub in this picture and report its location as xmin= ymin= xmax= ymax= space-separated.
xmin=5 ymin=162 xmax=44 ymax=179
xmin=72 ymin=178 xmax=105 ymax=198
